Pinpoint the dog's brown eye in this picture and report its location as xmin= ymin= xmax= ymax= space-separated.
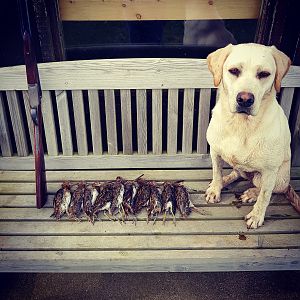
xmin=228 ymin=68 xmax=240 ymax=76
xmin=257 ymin=71 xmax=270 ymax=79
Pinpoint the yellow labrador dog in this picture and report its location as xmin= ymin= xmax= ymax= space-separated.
xmin=205 ymin=43 xmax=291 ymax=229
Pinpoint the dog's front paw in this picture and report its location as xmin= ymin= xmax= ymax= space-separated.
xmin=205 ymin=183 xmax=222 ymax=203
xmin=245 ymin=208 xmax=265 ymax=229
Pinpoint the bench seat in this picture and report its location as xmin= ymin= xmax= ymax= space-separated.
xmin=1 ymin=168 xmax=300 ymax=272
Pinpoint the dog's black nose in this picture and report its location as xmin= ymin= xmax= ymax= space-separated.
xmin=236 ymin=92 xmax=255 ymax=107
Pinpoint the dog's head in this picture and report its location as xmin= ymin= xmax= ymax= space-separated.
xmin=207 ymin=43 xmax=291 ymax=116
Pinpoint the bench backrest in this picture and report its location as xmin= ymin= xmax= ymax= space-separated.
xmin=0 ymin=58 xmax=300 ymax=170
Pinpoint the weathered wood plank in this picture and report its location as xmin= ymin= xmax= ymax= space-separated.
xmin=1 ymin=168 xmax=299 ymax=182
xmin=136 ymin=89 xmax=147 ymax=154
xmin=0 ymin=154 xmax=213 ymax=170
xmin=0 ymin=193 xmax=290 ymax=208
xmin=41 ymin=91 xmax=59 ymax=156
xmin=104 ymin=90 xmax=118 ymax=155
xmin=1 ymin=234 xmax=300 ymax=250
xmin=21 ymin=91 xmax=34 ymax=150
xmin=1 ymin=219 xmax=298 ymax=235
xmin=197 ymin=88 xmax=211 ymax=154
xmin=0 ymin=205 xmax=298 ymax=221
xmin=71 ymin=90 xmax=88 ymax=155
xmin=167 ymin=89 xmax=178 ymax=154
xmin=55 ymin=90 xmax=73 ymax=155
xmin=59 ymin=0 xmax=261 ymax=21
xmin=1 ymin=155 xmax=300 ymax=171
xmin=0 ymin=93 xmax=13 ymax=156
xmin=6 ymin=91 xmax=29 ymax=156
xmin=1 ymin=249 xmax=300 ymax=272
xmin=1 ymin=60 xmax=299 ymax=91
xmin=88 ymin=90 xmax=102 ymax=155
xmin=280 ymin=87 xmax=295 ymax=119
xmin=182 ymin=88 xmax=195 ymax=154
xmin=120 ymin=89 xmax=133 ymax=154
xmin=152 ymin=89 xmax=162 ymax=154
xmin=2 ymin=179 xmax=300 ymax=195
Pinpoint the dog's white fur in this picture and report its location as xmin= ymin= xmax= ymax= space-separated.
xmin=205 ymin=43 xmax=291 ymax=229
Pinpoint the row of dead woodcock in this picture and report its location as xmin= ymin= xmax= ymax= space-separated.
xmin=51 ymin=175 xmax=205 ymax=225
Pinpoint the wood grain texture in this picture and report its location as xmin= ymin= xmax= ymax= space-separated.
xmin=197 ymin=88 xmax=211 ymax=154
xmin=88 ymin=90 xmax=102 ymax=155
xmin=167 ymin=89 xmax=178 ymax=154
xmin=0 ymin=205 xmax=298 ymax=221
xmin=120 ymin=89 xmax=133 ymax=154
xmin=280 ymin=87 xmax=295 ymax=119
xmin=1 ymin=249 xmax=299 ymax=272
xmin=41 ymin=91 xmax=59 ymax=156
xmin=0 ymin=168 xmax=299 ymax=182
xmin=0 ymin=218 xmax=297 ymax=235
xmin=0 ymin=193 xmax=290 ymax=208
xmin=0 ymin=93 xmax=13 ymax=156
xmin=2 ymin=233 xmax=300 ymax=250
xmin=104 ymin=90 xmax=118 ymax=155
xmin=71 ymin=90 xmax=88 ymax=155
xmin=21 ymin=91 xmax=34 ymax=150
xmin=59 ymin=0 xmax=261 ymax=21
xmin=2 ymin=60 xmax=299 ymax=91
xmin=55 ymin=90 xmax=73 ymax=155
xmin=6 ymin=91 xmax=29 ymax=156
xmin=152 ymin=89 xmax=162 ymax=154
xmin=136 ymin=89 xmax=148 ymax=154
xmin=182 ymin=88 xmax=195 ymax=154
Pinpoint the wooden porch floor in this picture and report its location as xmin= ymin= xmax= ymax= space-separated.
xmin=1 ymin=168 xmax=300 ymax=272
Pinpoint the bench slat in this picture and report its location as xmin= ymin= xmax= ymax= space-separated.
xmin=104 ymin=90 xmax=118 ymax=155
xmin=152 ymin=89 xmax=163 ymax=154
xmin=1 ymin=180 xmax=300 ymax=195
xmin=2 ymin=249 xmax=299 ymax=272
xmin=1 ymin=234 xmax=300 ymax=251
xmin=0 ymin=206 xmax=298 ymax=221
xmin=41 ymin=91 xmax=59 ymax=156
xmin=0 ymin=193 xmax=290 ymax=208
xmin=88 ymin=90 xmax=102 ymax=155
xmin=0 ymin=93 xmax=13 ymax=156
xmin=167 ymin=89 xmax=178 ymax=154
xmin=136 ymin=89 xmax=148 ymax=154
xmin=1 ymin=60 xmax=300 ymax=91
xmin=55 ymin=90 xmax=73 ymax=155
xmin=72 ymin=90 xmax=88 ymax=155
xmin=197 ymin=88 xmax=211 ymax=154
xmin=6 ymin=91 xmax=29 ymax=156
xmin=1 ymin=168 xmax=299 ymax=182
xmin=120 ymin=89 xmax=133 ymax=154
xmin=182 ymin=88 xmax=195 ymax=154
xmin=1 ymin=219 xmax=298 ymax=235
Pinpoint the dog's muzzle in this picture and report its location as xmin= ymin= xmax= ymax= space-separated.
xmin=236 ymin=92 xmax=254 ymax=114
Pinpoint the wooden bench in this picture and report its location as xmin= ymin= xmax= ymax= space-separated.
xmin=0 ymin=58 xmax=300 ymax=272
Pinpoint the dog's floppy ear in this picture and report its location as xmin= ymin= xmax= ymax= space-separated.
xmin=207 ymin=44 xmax=233 ymax=87
xmin=271 ymin=46 xmax=291 ymax=93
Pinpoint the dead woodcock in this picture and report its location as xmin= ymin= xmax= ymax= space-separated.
xmin=173 ymin=182 xmax=195 ymax=218
xmin=50 ymin=181 xmax=71 ymax=220
xmin=83 ymin=187 xmax=94 ymax=224
xmin=147 ymin=181 xmax=163 ymax=224
xmin=68 ymin=181 xmax=86 ymax=221
xmin=131 ymin=177 xmax=152 ymax=224
xmin=161 ymin=181 xmax=177 ymax=225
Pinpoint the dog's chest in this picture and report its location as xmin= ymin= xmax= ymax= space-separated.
xmin=209 ymin=130 xmax=263 ymax=172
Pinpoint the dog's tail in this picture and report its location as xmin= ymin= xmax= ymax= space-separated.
xmin=285 ymin=184 xmax=300 ymax=214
